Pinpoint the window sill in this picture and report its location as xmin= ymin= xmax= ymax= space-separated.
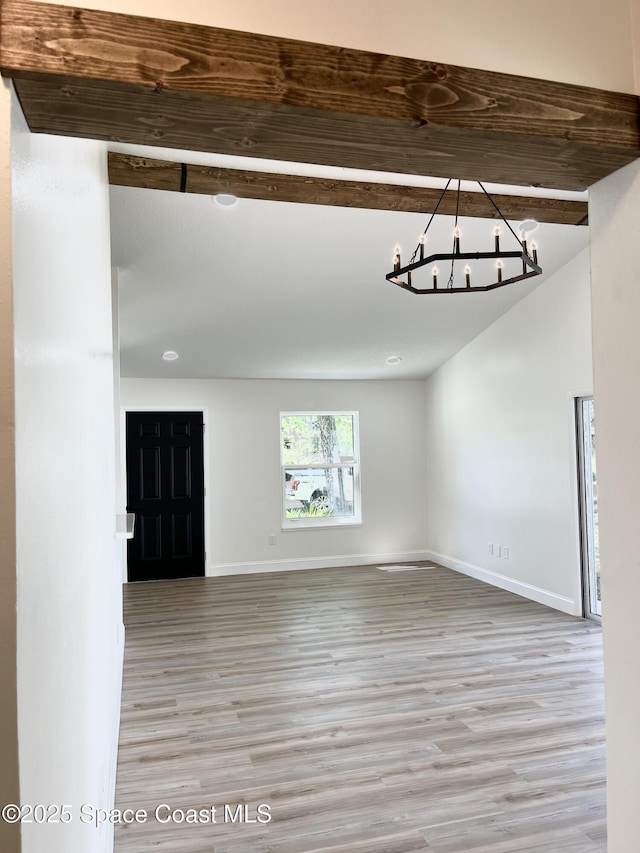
xmin=281 ymin=519 xmax=363 ymax=532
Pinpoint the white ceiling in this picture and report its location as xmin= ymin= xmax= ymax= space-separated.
xmin=110 ymin=147 xmax=589 ymax=381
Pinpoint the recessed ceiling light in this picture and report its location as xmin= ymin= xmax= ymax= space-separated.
xmin=519 ymin=219 xmax=539 ymax=234
xmin=162 ymin=350 xmax=179 ymax=361
xmin=212 ymin=193 xmax=238 ymax=207
xmin=386 ymin=355 xmax=402 ymax=365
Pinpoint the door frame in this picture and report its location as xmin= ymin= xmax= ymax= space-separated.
xmin=574 ymin=395 xmax=602 ymax=622
xmin=564 ymin=389 xmax=594 ymax=618
xmin=120 ymin=405 xmax=211 ymax=584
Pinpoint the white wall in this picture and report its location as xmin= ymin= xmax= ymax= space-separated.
xmin=120 ymin=378 xmax=428 ymax=574
xmin=12 ymin=94 xmax=123 ymax=853
xmin=633 ymin=0 xmax=640 ymax=93
xmin=31 ymin=0 xmax=636 ymax=92
xmin=589 ymin=159 xmax=640 ymax=853
xmin=424 ymin=249 xmax=593 ymax=615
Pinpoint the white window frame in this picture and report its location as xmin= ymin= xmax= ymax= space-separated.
xmin=280 ymin=411 xmax=362 ymax=530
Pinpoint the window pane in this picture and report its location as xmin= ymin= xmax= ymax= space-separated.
xmin=285 ymin=467 xmax=355 ymax=519
xmin=282 ymin=415 xmax=354 ymax=466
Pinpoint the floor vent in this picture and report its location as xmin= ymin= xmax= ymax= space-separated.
xmin=376 ymin=564 xmax=436 ymax=572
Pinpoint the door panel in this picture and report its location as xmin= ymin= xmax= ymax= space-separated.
xmin=171 ymin=514 xmax=192 ymax=558
xmin=171 ymin=445 xmax=191 ymax=498
xmin=126 ymin=411 xmax=205 ymax=582
xmin=140 ymin=446 xmax=161 ymax=500
xmin=140 ymin=514 xmax=162 ymax=562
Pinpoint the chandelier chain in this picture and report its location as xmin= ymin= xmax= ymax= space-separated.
xmin=448 ymin=180 xmax=462 ymax=288
xmin=409 ymin=178 xmax=452 ymax=264
xmin=477 ymin=181 xmax=527 ymax=252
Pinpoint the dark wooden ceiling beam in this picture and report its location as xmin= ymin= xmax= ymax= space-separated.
xmin=108 ymin=153 xmax=589 ymax=226
xmin=2 ymin=0 xmax=639 ymax=191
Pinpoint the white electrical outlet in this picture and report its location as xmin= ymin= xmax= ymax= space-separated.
xmin=488 ymin=543 xmax=494 ymax=556
xmin=502 ymin=546 xmax=509 ymax=560
xmin=268 ymin=534 xmax=277 ymax=545
xmin=495 ymin=544 xmax=502 ymax=558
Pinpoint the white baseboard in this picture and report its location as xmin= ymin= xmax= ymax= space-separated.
xmin=209 ymin=550 xmax=432 ymax=577
xmin=425 ymin=550 xmax=580 ymax=616
xmin=211 ymin=549 xmax=579 ymax=616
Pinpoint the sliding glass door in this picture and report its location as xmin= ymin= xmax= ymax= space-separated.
xmin=577 ymin=397 xmax=601 ymax=620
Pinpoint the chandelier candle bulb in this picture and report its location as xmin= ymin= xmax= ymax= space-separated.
xmin=454 ymin=226 xmax=461 ymax=254
xmin=432 ymin=265 xmax=439 ymax=288
xmin=493 ymin=224 xmax=501 ymax=252
xmin=464 ymin=264 xmax=471 ymax=287
xmin=531 ymin=240 xmax=538 ymax=263
xmin=394 ymin=245 xmax=401 ymax=271
xmin=496 ymin=259 xmax=503 ymax=283
xmin=419 ymin=234 xmax=425 ymax=260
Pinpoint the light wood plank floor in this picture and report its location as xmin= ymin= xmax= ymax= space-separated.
xmin=115 ymin=564 xmax=605 ymax=853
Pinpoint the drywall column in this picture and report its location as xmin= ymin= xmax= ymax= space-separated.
xmin=0 ymin=80 xmax=21 ymax=853
xmin=12 ymin=92 xmax=122 ymax=853
xmin=589 ymin=160 xmax=640 ymax=853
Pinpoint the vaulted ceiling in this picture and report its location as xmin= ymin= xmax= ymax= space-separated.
xmin=109 ymin=145 xmax=589 ymax=380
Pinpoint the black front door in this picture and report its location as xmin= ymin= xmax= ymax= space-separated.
xmin=126 ymin=411 xmax=205 ymax=582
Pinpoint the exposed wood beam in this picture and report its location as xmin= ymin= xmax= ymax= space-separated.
xmin=2 ymin=0 xmax=639 ymax=191
xmin=108 ymin=153 xmax=589 ymax=226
